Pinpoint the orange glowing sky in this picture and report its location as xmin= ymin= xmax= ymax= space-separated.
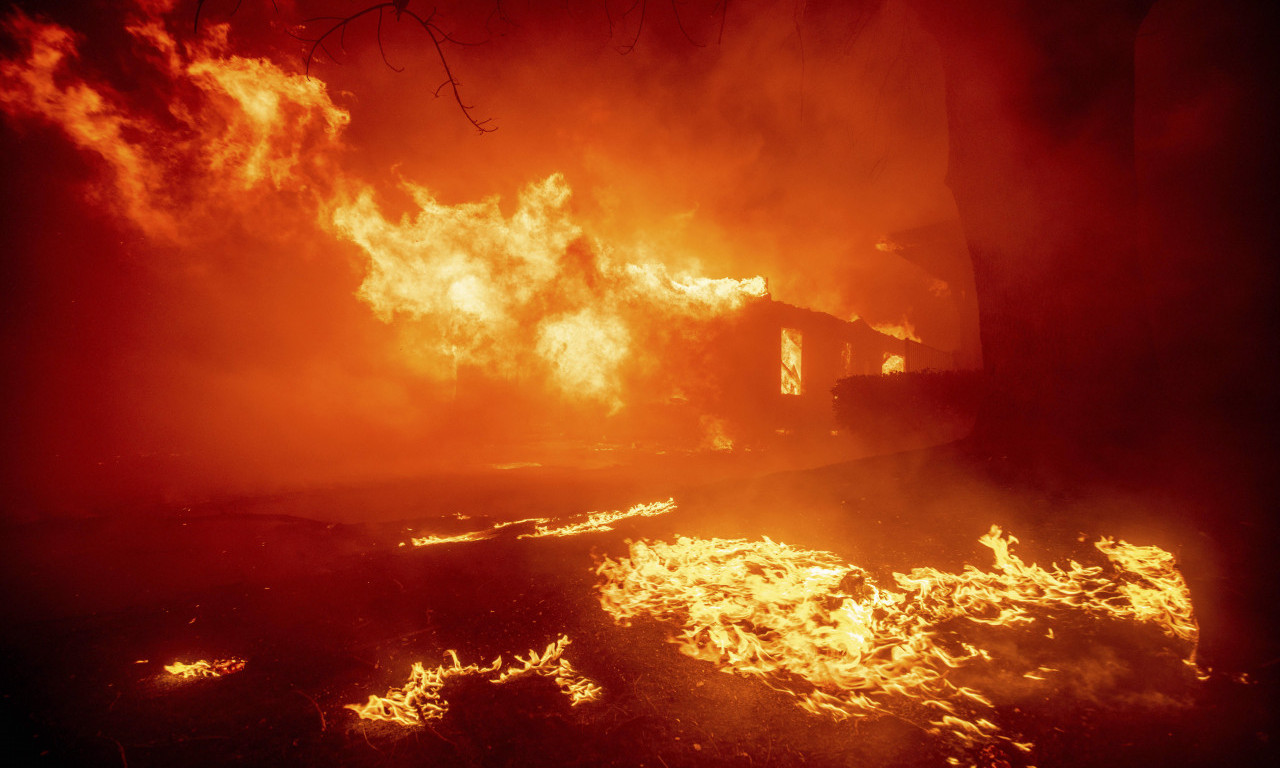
xmin=3 ymin=0 xmax=1270 ymax=512
xmin=0 ymin=0 xmax=966 ymax=507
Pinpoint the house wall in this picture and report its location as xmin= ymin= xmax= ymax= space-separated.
xmin=697 ymin=299 xmax=958 ymax=436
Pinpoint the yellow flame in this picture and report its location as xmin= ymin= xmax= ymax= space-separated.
xmin=398 ymin=501 xmax=673 ymax=548
xmin=347 ymin=635 xmax=599 ymax=726
xmin=0 ymin=14 xmax=347 ymax=242
xmin=881 ymin=353 xmax=905 ymax=374
xmin=781 ymin=328 xmax=802 ymax=395
xmin=596 ymin=526 xmax=1199 ymax=755
xmin=536 ymin=309 xmax=631 ymax=411
xmin=164 ymin=658 xmax=246 ymax=678
xmin=329 ymin=174 xmax=766 ymax=406
xmin=519 ymin=498 xmax=677 ymax=539
xmin=404 ymin=530 xmax=496 ymax=547
xmin=1 ymin=14 xmax=767 ymax=411
xmin=870 ymin=320 xmax=922 ymax=343
xmin=492 ymin=636 xmax=603 ymax=705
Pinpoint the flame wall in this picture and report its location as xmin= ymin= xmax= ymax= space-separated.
xmin=0 ymin=0 xmax=1274 ymax=515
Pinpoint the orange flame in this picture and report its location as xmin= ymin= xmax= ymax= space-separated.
xmin=518 ymin=498 xmax=676 ymax=539
xmin=347 ymin=635 xmax=600 ymax=727
xmin=869 ymin=319 xmax=922 ymax=343
xmin=328 ymin=174 xmax=767 ymax=408
xmin=596 ymin=526 xmax=1199 ymax=756
xmin=164 ymin=658 xmax=246 ymax=679
xmin=0 ymin=14 xmax=347 ymax=242
xmin=0 ymin=10 xmax=770 ymax=424
xmin=398 ymin=499 xmax=677 ymax=547
xmin=781 ymin=328 xmax=803 ymax=395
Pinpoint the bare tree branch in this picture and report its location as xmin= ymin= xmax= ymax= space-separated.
xmin=615 ymin=0 xmax=647 ymax=55
xmin=376 ymin=6 xmax=404 ymax=72
xmin=195 ymin=0 xmax=277 ymax=34
xmin=285 ymin=2 xmax=495 ymax=133
xmin=671 ymin=0 xmax=707 ymax=48
xmin=401 ymin=8 xmax=495 ymax=133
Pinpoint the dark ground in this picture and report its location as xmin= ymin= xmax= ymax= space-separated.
xmin=1 ymin=443 xmax=1276 ymax=768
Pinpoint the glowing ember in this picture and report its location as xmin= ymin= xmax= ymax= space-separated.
xmin=347 ymin=635 xmax=600 ymax=727
xmin=881 ymin=353 xmax=906 ymax=374
xmin=518 ymin=498 xmax=677 ymax=539
xmin=164 ymin=658 xmax=246 ymax=679
xmin=596 ymin=526 xmax=1199 ymax=756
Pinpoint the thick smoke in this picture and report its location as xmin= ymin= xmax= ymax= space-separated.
xmin=0 ymin=0 xmax=964 ymax=512
xmin=1 ymin=0 xmax=1270 ymax=514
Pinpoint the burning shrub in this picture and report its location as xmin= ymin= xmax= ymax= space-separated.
xmin=596 ymin=527 xmax=1199 ymax=759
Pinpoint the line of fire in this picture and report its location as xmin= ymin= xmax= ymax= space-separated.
xmin=0 ymin=2 xmax=1275 ymax=768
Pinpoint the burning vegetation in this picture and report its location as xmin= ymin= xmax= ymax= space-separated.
xmin=597 ymin=527 xmax=1200 ymax=760
xmin=346 ymin=636 xmax=601 ymax=727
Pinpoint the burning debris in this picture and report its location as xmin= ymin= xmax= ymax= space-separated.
xmin=164 ymin=658 xmax=246 ymax=679
xmin=400 ymin=498 xmax=677 ymax=547
xmin=402 ymin=530 xmax=497 ymax=548
xmin=347 ymin=635 xmax=600 ymax=727
xmin=518 ymin=498 xmax=676 ymax=539
xmin=596 ymin=526 xmax=1199 ymax=758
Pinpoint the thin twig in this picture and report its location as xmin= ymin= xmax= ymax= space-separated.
xmin=376 ymin=7 xmax=405 ymax=72
xmin=616 ymin=0 xmax=647 ymax=54
xmin=293 ymin=689 xmax=327 ymax=732
xmin=291 ymin=4 xmax=495 ymax=133
xmin=670 ymin=0 xmax=706 ymax=47
xmin=404 ymin=8 xmax=496 ymax=132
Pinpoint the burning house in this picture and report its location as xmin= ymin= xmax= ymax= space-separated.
xmin=0 ymin=2 xmax=1275 ymax=768
xmin=653 ymin=296 xmax=961 ymax=440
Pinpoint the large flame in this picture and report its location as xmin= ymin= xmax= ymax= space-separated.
xmin=596 ymin=526 xmax=1199 ymax=757
xmin=0 ymin=10 xmax=768 ymax=424
xmin=329 ymin=174 xmax=767 ymax=408
xmin=0 ymin=14 xmax=347 ymax=242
